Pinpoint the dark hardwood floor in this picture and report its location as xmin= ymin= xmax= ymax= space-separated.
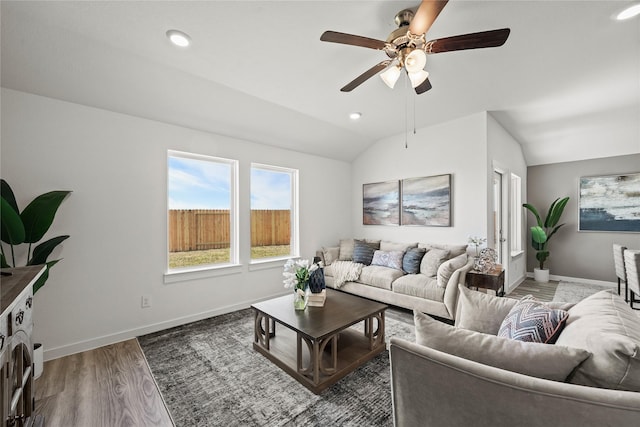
xmin=32 ymin=279 xmax=557 ymax=426
xmin=34 ymin=339 xmax=174 ymax=426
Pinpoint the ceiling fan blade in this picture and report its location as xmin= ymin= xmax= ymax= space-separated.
xmin=320 ymin=31 xmax=387 ymax=50
xmin=414 ymin=77 xmax=432 ymax=95
xmin=409 ymin=0 xmax=449 ymax=36
xmin=426 ymin=28 xmax=511 ymax=54
xmin=340 ymin=60 xmax=391 ymax=92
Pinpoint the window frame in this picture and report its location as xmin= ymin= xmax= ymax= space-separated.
xmin=249 ymin=163 xmax=299 ymax=264
xmin=165 ymin=150 xmax=239 ymax=279
xmin=510 ymin=173 xmax=523 ymax=257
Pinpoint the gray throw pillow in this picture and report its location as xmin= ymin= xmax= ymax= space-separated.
xmin=455 ymin=284 xmax=518 ymax=334
xmin=555 ymin=290 xmax=640 ymax=392
xmin=402 ymin=247 xmax=427 ymax=274
xmin=420 ymin=248 xmax=449 ymax=277
xmin=321 ymin=246 xmax=340 ymax=266
xmin=436 ymin=253 xmax=467 ymax=287
xmin=338 ymin=238 xmax=356 ymax=261
xmin=414 ymin=311 xmax=591 ymax=382
xmin=352 ymin=240 xmax=376 ymax=265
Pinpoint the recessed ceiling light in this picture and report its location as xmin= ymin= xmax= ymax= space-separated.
xmin=349 ymin=112 xmax=362 ymax=120
xmin=166 ymin=29 xmax=191 ymax=47
xmin=616 ymin=3 xmax=640 ymax=20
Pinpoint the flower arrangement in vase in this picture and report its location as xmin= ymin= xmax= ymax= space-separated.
xmin=283 ymin=258 xmax=319 ymax=310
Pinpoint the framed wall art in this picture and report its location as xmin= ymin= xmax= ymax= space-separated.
xmin=401 ymin=174 xmax=451 ymax=226
xmin=579 ymin=172 xmax=640 ymax=232
xmin=363 ymin=180 xmax=399 ymax=225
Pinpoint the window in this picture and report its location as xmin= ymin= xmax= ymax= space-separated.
xmin=510 ymin=173 xmax=523 ymax=256
xmin=250 ymin=164 xmax=298 ymax=261
xmin=167 ymin=150 xmax=238 ymax=271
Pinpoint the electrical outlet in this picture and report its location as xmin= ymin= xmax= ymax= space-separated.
xmin=141 ymin=295 xmax=152 ymax=308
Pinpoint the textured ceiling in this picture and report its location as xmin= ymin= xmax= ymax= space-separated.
xmin=2 ymin=1 xmax=639 ymax=165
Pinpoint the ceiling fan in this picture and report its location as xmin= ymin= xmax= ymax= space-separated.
xmin=320 ymin=0 xmax=510 ymax=94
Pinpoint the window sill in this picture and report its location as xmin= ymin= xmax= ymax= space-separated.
xmin=164 ymin=263 xmax=243 ymax=284
xmin=510 ymin=250 xmax=524 ymax=258
xmin=249 ymin=256 xmax=295 ymax=271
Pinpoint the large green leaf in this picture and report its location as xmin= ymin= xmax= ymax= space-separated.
xmin=0 ymin=179 xmax=19 ymax=213
xmin=20 ymin=190 xmax=71 ymax=243
xmin=530 ymin=226 xmax=547 ymax=245
xmin=28 ymin=235 xmax=70 ymax=265
xmin=0 ymin=253 xmax=9 ymax=268
xmin=32 ymin=259 xmax=60 ymax=294
xmin=1 ymin=196 xmax=26 ymax=244
xmin=546 ymin=197 xmax=569 ymax=228
xmin=522 ymin=203 xmax=542 ymax=227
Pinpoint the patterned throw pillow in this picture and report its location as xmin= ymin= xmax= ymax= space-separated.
xmin=371 ymin=250 xmax=405 ymax=270
xmin=352 ymin=240 xmax=376 ymax=265
xmin=498 ymin=296 xmax=569 ymax=344
xmin=402 ymin=247 xmax=427 ymax=274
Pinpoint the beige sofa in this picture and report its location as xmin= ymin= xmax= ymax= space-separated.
xmin=390 ymin=286 xmax=640 ymax=426
xmin=316 ymin=239 xmax=474 ymax=321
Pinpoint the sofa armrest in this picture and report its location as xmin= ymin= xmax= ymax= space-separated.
xmin=389 ymin=337 xmax=640 ymax=427
xmin=442 ymin=256 xmax=474 ymax=319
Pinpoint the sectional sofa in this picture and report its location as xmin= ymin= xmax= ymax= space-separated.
xmin=316 ymin=238 xmax=474 ymax=321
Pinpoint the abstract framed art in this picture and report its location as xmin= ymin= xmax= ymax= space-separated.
xmin=363 ymin=180 xmax=399 ymax=225
xmin=579 ymin=172 xmax=640 ymax=232
xmin=401 ymin=174 xmax=451 ymax=226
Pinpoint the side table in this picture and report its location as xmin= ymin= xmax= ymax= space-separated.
xmin=466 ymin=266 xmax=505 ymax=297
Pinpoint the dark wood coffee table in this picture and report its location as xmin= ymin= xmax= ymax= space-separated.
xmin=251 ymin=289 xmax=387 ymax=394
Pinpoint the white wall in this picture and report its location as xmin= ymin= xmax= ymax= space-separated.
xmin=351 ymin=113 xmax=488 ymax=246
xmin=487 ymin=114 xmax=528 ymax=292
xmin=0 ymin=88 xmax=352 ymax=360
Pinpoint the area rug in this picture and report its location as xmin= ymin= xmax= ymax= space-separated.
xmin=138 ymin=308 xmax=415 ymax=427
xmin=553 ymin=281 xmax=616 ymax=303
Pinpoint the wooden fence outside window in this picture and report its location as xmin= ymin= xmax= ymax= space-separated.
xmin=168 ymin=209 xmax=290 ymax=252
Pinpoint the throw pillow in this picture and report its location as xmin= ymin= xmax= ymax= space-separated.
xmin=321 ymin=246 xmax=340 ymax=266
xmin=338 ymin=238 xmax=356 ymax=261
xmin=436 ymin=253 xmax=468 ymax=288
xmin=455 ymin=284 xmax=518 ymax=334
xmin=555 ymin=290 xmax=640 ymax=392
xmin=420 ymin=248 xmax=449 ymax=277
xmin=414 ymin=311 xmax=591 ymax=382
xmin=371 ymin=250 xmax=404 ymax=270
xmin=402 ymin=247 xmax=427 ymax=274
xmin=352 ymin=240 xmax=376 ymax=265
xmin=498 ymin=296 xmax=569 ymax=344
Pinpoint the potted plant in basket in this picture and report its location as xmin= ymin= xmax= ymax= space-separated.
xmin=522 ymin=196 xmax=569 ymax=283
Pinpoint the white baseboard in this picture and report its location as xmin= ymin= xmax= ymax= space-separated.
xmin=43 ymin=291 xmax=289 ymax=362
xmin=524 ymin=272 xmax=616 ymax=288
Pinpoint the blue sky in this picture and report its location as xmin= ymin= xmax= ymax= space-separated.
xmin=168 ymin=156 xmax=291 ymax=210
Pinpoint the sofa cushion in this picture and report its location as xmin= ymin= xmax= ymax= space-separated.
xmin=338 ymin=238 xmax=356 ymax=261
xmin=403 ymin=247 xmax=427 ymax=274
xmin=393 ymin=274 xmax=444 ymax=301
xmin=363 ymin=239 xmax=381 ymax=250
xmin=357 ymin=265 xmax=405 ymax=290
xmin=420 ymin=248 xmax=449 ymax=277
xmin=419 ymin=242 xmax=468 ymax=259
xmin=555 ymin=290 xmax=640 ymax=392
xmin=380 ymin=241 xmax=418 ymax=252
xmin=498 ymin=296 xmax=569 ymax=344
xmin=455 ymin=284 xmax=519 ymax=334
xmin=321 ymin=246 xmax=340 ymax=266
xmin=371 ymin=250 xmax=404 ymax=271
xmin=352 ymin=240 xmax=376 ymax=265
xmin=415 ymin=311 xmax=591 ymax=382
xmin=436 ymin=253 xmax=467 ymax=288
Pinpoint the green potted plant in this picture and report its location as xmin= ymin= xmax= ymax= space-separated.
xmin=1 ymin=179 xmax=71 ymax=379
xmin=522 ymin=196 xmax=570 ymax=283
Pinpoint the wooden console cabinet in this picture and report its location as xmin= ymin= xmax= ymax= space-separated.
xmin=466 ymin=266 xmax=505 ymax=297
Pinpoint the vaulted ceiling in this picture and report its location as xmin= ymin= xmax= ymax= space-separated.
xmin=2 ymin=1 xmax=639 ymax=165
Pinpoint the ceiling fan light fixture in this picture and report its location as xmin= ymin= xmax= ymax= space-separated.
xmin=616 ymin=3 xmax=640 ymax=20
xmin=380 ymin=65 xmax=402 ymax=88
xmin=166 ymin=29 xmax=191 ymax=47
xmin=404 ymin=49 xmax=427 ymax=73
xmin=408 ymin=70 xmax=429 ymax=88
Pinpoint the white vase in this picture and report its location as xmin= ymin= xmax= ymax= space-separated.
xmin=534 ymin=268 xmax=550 ymax=283
xmin=34 ymin=343 xmax=43 ymax=379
